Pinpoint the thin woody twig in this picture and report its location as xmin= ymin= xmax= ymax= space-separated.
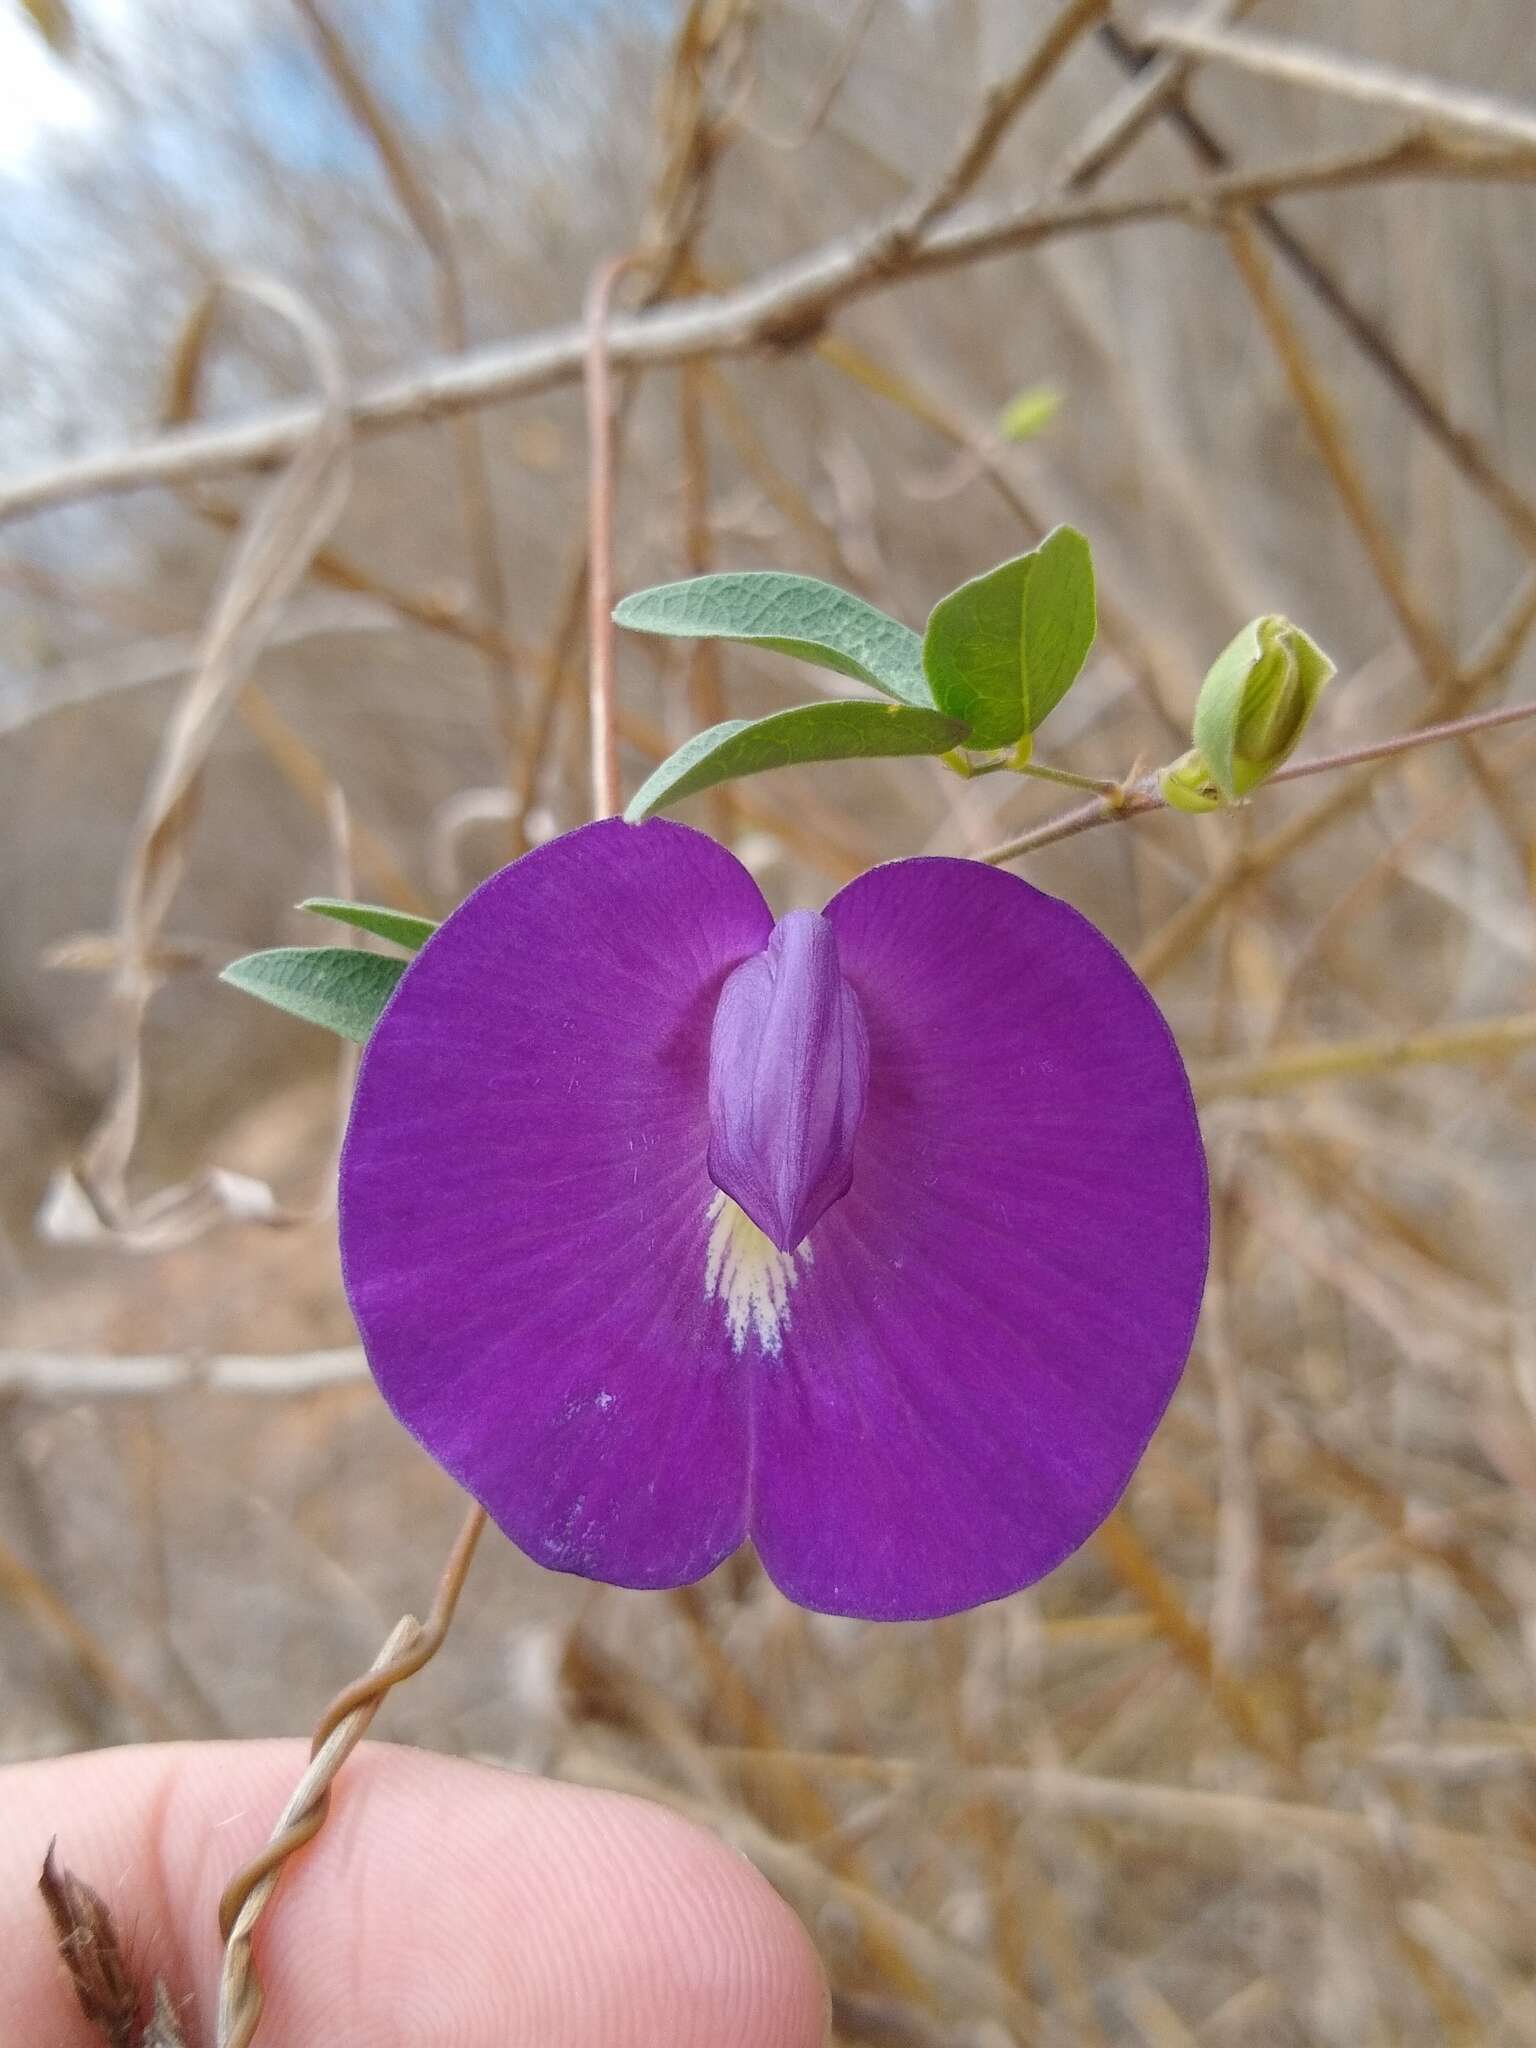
xmin=0 ymin=1346 xmax=369 ymax=1397
xmin=679 ymin=363 xmax=731 ymax=840
xmin=1054 ymin=0 xmax=1258 ymax=189
xmin=518 ymin=16 xmax=743 ymax=840
xmin=214 ymin=1502 xmax=486 ymax=2047
xmin=1192 ymin=1013 xmax=1536 ymax=1100
xmin=585 ymin=256 xmax=643 ymax=820
xmin=1092 ymin=22 xmax=1536 ymax=556
xmin=1141 ymin=16 xmax=1536 ymax=152
xmin=1221 ymin=220 xmax=1458 ymax=687
xmin=214 ymin=1619 xmax=414 ymax=2048
xmin=6 ymin=130 xmax=1533 ymax=525
xmin=155 ymin=295 xmax=433 ymax=919
xmin=290 ymin=0 xmax=524 ymax=795
xmin=739 ymin=0 xmax=881 ymax=152
xmin=0 ymin=1535 xmax=178 ymax=1738
xmin=979 ymin=695 xmax=1536 ymax=866
xmin=813 ymin=328 xmax=1187 ymax=737
xmin=878 ymin=0 xmax=1109 ymax=259
xmin=657 ymin=1750 xmax=1536 ymax=1873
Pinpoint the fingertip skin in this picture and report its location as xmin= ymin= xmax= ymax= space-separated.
xmin=2 ymin=1739 xmax=828 ymax=2048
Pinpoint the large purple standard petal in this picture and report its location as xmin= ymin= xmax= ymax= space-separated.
xmin=749 ymin=857 xmax=1209 ymax=1620
xmin=341 ymin=821 xmax=1207 ymax=1619
xmin=339 ymin=818 xmax=772 ymax=1589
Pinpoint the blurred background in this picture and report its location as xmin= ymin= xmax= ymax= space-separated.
xmin=3 ymin=1 xmax=1535 ymax=2040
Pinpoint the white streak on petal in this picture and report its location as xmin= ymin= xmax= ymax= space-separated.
xmin=704 ymin=1191 xmax=811 ymax=1356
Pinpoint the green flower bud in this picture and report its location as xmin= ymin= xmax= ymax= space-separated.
xmin=1192 ymin=615 xmax=1335 ymax=801
xmin=1159 ymin=748 xmax=1223 ymax=814
xmin=997 ymin=383 xmax=1063 ymax=442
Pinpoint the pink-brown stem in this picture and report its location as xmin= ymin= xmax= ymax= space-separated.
xmin=584 ymin=254 xmax=643 ymax=820
xmin=981 ymin=696 xmax=1536 ymax=865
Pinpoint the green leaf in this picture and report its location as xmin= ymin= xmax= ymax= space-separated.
xmin=923 ymin=556 xmax=1031 ymax=747
xmin=221 ymin=947 xmax=407 ymax=1043
xmin=997 ymin=383 xmax=1063 ymax=442
xmin=300 ymin=897 xmax=438 ymax=952
xmin=1021 ymin=526 xmax=1097 ymax=731
xmin=613 ymin=573 xmax=933 ymax=708
xmin=624 ymin=701 xmax=965 ymax=822
xmin=922 ymin=527 xmax=1096 ymax=749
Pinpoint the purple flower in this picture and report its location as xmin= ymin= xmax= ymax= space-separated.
xmin=340 ymin=819 xmax=1208 ymax=1621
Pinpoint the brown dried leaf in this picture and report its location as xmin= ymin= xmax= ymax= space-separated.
xmin=39 ymin=274 xmax=353 ymax=1255
xmin=38 ymin=1840 xmax=139 ymax=2047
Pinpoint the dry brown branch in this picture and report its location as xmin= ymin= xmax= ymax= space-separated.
xmin=5 ymin=131 xmax=1532 ymax=523
xmin=1221 ymin=219 xmax=1457 ymax=686
xmin=1218 ymin=194 xmax=1536 ymax=904
xmin=289 ymin=0 xmax=524 ymax=790
xmin=1093 ymin=1510 xmax=1292 ymax=1769
xmin=689 ymin=1750 xmax=1536 ymax=1874
xmin=1193 ymin=1014 xmax=1536 ymax=1099
xmin=235 ymin=686 xmax=430 ymax=914
xmin=1093 ymin=22 xmax=1536 ymax=555
xmin=0 ymin=1537 xmax=177 ymax=1738
xmin=503 ymin=8 xmax=747 ymax=842
xmin=810 ymin=328 xmax=1187 ymax=736
xmin=135 ymin=482 xmax=872 ymax=876
xmin=876 ymin=0 xmax=1110 ymax=259
xmin=738 ymin=0 xmax=881 ymax=152
xmin=618 ymin=1590 xmax=938 ymax=2005
xmin=678 ymin=363 xmax=731 ymax=838
xmin=1054 ymin=0 xmax=1259 ymax=188
xmin=558 ymin=1749 xmax=1041 ymax=2034
xmin=1141 ymin=16 xmax=1536 ymax=151
xmin=0 ymin=1346 xmax=368 ymax=1397
xmin=641 ymin=0 xmax=756 ymax=269
xmin=156 ymin=296 xmax=432 ymax=915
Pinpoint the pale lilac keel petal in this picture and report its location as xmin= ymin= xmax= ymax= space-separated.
xmin=708 ymin=909 xmax=869 ymax=1252
xmin=339 ymin=818 xmax=773 ymax=1589
xmin=748 ymin=857 xmax=1209 ymax=1621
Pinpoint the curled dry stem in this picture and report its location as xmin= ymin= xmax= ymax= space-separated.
xmin=213 ymin=1502 xmax=487 ymax=2048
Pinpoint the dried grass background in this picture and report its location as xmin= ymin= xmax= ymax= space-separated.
xmin=2 ymin=1 xmax=1536 ymax=2041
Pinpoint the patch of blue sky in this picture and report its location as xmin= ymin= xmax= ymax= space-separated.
xmin=235 ymin=0 xmax=649 ymax=177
